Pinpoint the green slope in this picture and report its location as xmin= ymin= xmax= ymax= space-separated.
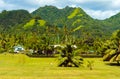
xmin=0 ymin=6 xmax=120 ymax=39
xmin=0 ymin=10 xmax=32 ymax=29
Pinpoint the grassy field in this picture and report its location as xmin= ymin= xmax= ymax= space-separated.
xmin=0 ymin=54 xmax=120 ymax=79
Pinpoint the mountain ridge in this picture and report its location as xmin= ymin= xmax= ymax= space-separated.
xmin=0 ymin=5 xmax=120 ymax=39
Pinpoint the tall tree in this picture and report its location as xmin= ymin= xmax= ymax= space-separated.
xmin=103 ymin=30 xmax=120 ymax=64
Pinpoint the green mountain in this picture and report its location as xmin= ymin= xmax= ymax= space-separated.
xmin=32 ymin=6 xmax=93 ymax=27
xmin=32 ymin=6 xmax=120 ymax=39
xmin=104 ymin=12 xmax=120 ymax=28
xmin=32 ymin=6 xmax=73 ymax=27
xmin=0 ymin=6 xmax=120 ymax=39
xmin=0 ymin=10 xmax=32 ymax=30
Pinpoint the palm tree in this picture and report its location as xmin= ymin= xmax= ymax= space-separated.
xmin=103 ymin=30 xmax=120 ymax=64
xmin=58 ymin=44 xmax=83 ymax=67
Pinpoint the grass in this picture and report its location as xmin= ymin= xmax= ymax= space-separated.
xmin=0 ymin=54 xmax=120 ymax=79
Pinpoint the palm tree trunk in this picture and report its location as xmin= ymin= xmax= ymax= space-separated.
xmin=117 ymin=61 xmax=119 ymax=65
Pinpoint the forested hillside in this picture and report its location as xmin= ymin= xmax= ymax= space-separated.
xmin=0 ymin=10 xmax=32 ymax=31
xmin=0 ymin=6 xmax=120 ymax=54
xmin=32 ymin=6 xmax=120 ymax=38
xmin=0 ymin=6 xmax=120 ymax=38
xmin=105 ymin=12 xmax=120 ymax=29
xmin=32 ymin=6 xmax=93 ymax=27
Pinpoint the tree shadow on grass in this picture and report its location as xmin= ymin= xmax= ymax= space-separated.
xmin=105 ymin=62 xmax=120 ymax=66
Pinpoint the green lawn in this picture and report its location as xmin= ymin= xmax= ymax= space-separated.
xmin=0 ymin=53 xmax=120 ymax=79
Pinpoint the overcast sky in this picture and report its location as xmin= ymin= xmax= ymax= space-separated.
xmin=0 ymin=0 xmax=120 ymax=20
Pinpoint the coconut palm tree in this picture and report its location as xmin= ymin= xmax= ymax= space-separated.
xmin=103 ymin=30 xmax=120 ymax=64
xmin=58 ymin=44 xmax=83 ymax=67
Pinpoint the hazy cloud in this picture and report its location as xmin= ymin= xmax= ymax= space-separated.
xmin=0 ymin=0 xmax=6 ymax=7
xmin=0 ymin=0 xmax=120 ymax=19
xmin=85 ymin=9 xmax=119 ymax=20
xmin=111 ymin=0 xmax=120 ymax=9
xmin=25 ymin=0 xmax=56 ymax=6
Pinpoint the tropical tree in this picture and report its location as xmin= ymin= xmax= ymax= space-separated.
xmin=58 ymin=44 xmax=83 ymax=67
xmin=57 ymin=8 xmax=84 ymax=67
xmin=103 ymin=30 xmax=120 ymax=64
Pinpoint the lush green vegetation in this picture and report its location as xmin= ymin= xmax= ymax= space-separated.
xmin=32 ymin=6 xmax=120 ymax=38
xmin=103 ymin=30 xmax=120 ymax=64
xmin=0 ymin=6 xmax=120 ymax=62
xmin=0 ymin=10 xmax=31 ymax=29
xmin=58 ymin=44 xmax=83 ymax=67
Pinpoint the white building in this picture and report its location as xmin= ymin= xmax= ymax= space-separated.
xmin=13 ymin=45 xmax=24 ymax=53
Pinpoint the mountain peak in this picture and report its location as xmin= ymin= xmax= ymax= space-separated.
xmin=32 ymin=6 xmax=93 ymax=27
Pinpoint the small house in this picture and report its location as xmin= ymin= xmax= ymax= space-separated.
xmin=13 ymin=45 xmax=24 ymax=53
